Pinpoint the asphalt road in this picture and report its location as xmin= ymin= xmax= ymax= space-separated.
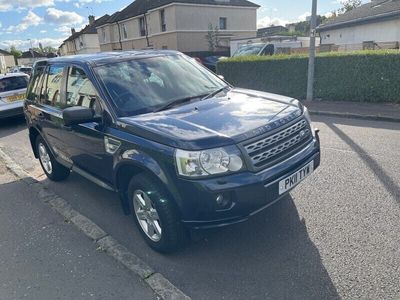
xmin=0 ymin=115 xmax=399 ymax=299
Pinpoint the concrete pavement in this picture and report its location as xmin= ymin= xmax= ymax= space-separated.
xmin=303 ymin=100 xmax=400 ymax=122
xmin=0 ymin=163 xmax=157 ymax=300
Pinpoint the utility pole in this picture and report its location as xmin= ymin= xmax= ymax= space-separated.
xmin=306 ymin=0 xmax=318 ymax=101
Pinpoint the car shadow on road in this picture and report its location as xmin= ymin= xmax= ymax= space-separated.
xmin=324 ymin=121 xmax=400 ymax=203
xmin=0 ymin=116 xmax=26 ymax=138
xmin=39 ymin=171 xmax=340 ymax=300
xmin=177 ymin=195 xmax=340 ymax=299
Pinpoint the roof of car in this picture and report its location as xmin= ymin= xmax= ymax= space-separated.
xmin=0 ymin=72 xmax=29 ymax=79
xmin=37 ymin=50 xmax=182 ymax=66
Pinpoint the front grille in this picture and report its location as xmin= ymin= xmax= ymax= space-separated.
xmin=243 ymin=118 xmax=312 ymax=170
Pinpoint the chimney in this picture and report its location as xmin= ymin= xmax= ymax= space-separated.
xmin=71 ymin=28 xmax=76 ymax=34
xmin=88 ymin=15 xmax=95 ymax=25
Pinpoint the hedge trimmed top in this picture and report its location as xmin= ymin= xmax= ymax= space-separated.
xmin=217 ymin=50 xmax=400 ymax=103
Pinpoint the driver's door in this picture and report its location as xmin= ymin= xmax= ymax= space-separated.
xmin=60 ymin=65 xmax=113 ymax=184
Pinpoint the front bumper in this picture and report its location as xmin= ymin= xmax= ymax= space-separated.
xmin=0 ymin=101 xmax=24 ymax=119
xmin=177 ymin=132 xmax=321 ymax=229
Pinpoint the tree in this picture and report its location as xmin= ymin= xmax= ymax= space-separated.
xmin=206 ymin=23 xmax=220 ymax=52
xmin=294 ymin=16 xmax=327 ymax=36
xmin=9 ymin=45 xmax=22 ymax=65
xmin=33 ymin=45 xmax=57 ymax=54
xmin=338 ymin=0 xmax=362 ymax=14
xmin=206 ymin=23 xmax=216 ymax=52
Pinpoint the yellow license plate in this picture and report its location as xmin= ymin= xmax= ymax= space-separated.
xmin=6 ymin=94 xmax=25 ymax=102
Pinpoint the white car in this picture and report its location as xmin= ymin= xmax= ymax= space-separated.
xmin=12 ymin=66 xmax=32 ymax=76
xmin=0 ymin=73 xmax=29 ymax=119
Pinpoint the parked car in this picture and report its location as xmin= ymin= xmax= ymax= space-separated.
xmin=232 ymin=43 xmax=275 ymax=57
xmin=24 ymin=51 xmax=320 ymax=252
xmin=201 ymin=56 xmax=227 ymax=72
xmin=0 ymin=73 xmax=29 ymax=119
xmin=12 ymin=66 xmax=32 ymax=76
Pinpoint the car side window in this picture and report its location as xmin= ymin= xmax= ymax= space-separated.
xmin=262 ymin=44 xmax=274 ymax=56
xmin=27 ymin=65 xmax=45 ymax=102
xmin=44 ymin=65 xmax=64 ymax=108
xmin=37 ymin=66 xmax=48 ymax=104
xmin=66 ymin=66 xmax=101 ymax=115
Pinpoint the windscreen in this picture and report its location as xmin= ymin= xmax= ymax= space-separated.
xmin=233 ymin=44 xmax=265 ymax=57
xmin=95 ymin=54 xmax=227 ymax=116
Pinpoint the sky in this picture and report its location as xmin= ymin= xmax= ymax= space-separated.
xmin=0 ymin=0 xmax=367 ymax=51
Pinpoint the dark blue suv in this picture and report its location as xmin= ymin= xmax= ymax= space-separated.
xmin=24 ymin=51 xmax=320 ymax=252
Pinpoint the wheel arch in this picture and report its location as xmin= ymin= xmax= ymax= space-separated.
xmin=114 ymin=159 xmax=181 ymax=216
xmin=28 ymin=126 xmax=42 ymax=158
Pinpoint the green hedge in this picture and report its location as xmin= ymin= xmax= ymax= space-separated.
xmin=217 ymin=50 xmax=400 ymax=103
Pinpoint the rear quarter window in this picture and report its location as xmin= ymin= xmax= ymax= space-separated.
xmin=27 ymin=66 xmax=45 ymax=102
xmin=0 ymin=76 xmax=28 ymax=93
xmin=44 ymin=65 xmax=64 ymax=107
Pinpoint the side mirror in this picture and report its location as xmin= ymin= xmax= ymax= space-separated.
xmin=63 ymin=106 xmax=99 ymax=126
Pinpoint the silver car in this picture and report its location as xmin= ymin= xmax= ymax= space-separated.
xmin=0 ymin=73 xmax=29 ymax=119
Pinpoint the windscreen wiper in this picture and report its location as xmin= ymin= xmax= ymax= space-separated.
xmin=201 ymin=86 xmax=230 ymax=101
xmin=154 ymin=95 xmax=205 ymax=112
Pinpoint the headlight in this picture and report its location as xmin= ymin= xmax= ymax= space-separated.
xmin=175 ymin=146 xmax=244 ymax=178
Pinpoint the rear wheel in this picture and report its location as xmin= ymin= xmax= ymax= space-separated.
xmin=128 ymin=174 xmax=187 ymax=253
xmin=36 ymin=135 xmax=70 ymax=181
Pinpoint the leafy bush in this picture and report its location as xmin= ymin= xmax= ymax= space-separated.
xmin=217 ymin=50 xmax=400 ymax=103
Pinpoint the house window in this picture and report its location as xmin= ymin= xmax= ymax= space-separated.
xmin=79 ymin=36 xmax=84 ymax=47
xmin=160 ymin=9 xmax=166 ymax=32
xmin=102 ymin=28 xmax=106 ymax=42
xmin=121 ymin=23 xmax=128 ymax=39
xmin=219 ymin=17 xmax=227 ymax=30
xmin=139 ymin=17 xmax=146 ymax=37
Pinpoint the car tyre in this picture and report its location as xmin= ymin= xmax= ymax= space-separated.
xmin=36 ymin=135 xmax=70 ymax=181
xmin=128 ymin=174 xmax=187 ymax=253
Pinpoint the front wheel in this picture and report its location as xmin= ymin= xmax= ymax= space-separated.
xmin=128 ymin=174 xmax=187 ymax=253
xmin=36 ymin=135 xmax=70 ymax=181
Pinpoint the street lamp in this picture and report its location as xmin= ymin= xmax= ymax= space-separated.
xmin=27 ymin=39 xmax=35 ymax=59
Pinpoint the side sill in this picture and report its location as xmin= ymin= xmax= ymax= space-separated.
xmin=53 ymin=153 xmax=115 ymax=192
xmin=72 ymin=165 xmax=116 ymax=192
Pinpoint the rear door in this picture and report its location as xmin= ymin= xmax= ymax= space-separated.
xmin=27 ymin=63 xmax=69 ymax=161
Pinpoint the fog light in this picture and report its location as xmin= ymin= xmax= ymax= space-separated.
xmin=216 ymin=194 xmax=224 ymax=205
xmin=215 ymin=193 xmax=232 ymax=209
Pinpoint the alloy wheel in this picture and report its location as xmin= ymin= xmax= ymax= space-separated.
xmin=133 ymin=189 xmax=162 ymax=242
xmin=38 ymin=143 xmax=53 ymax=174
